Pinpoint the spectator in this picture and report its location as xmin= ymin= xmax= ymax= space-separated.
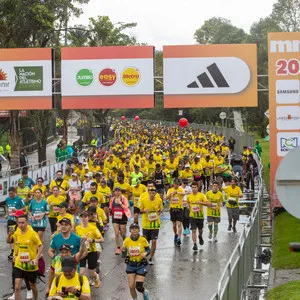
xmin=254 ymin=141 xmax=262 ymax=158
xmin=20 ymin=149 xmax=29 ymax=170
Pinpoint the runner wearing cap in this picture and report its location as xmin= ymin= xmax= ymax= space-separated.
xmin=75 ymin=210 xmax=103 ymax=288
xmin=87 ymin=198 xmax=107 ymax=234
xmin=223 ymin=178 xmax=243 ymax=233
xmin=68 ymin=173 xmax=82 ymax=211
xmin=131 ymin=179 xmax=147 ymax=224
xmin=110 ymin=186 xmax=130 ymax=255
xmin=56 ymin=202 xmax=75 ymax=232
xmin=16 ymin=179 xmax=31 ymax=211
xmin=206 ymin=181 xmax=224 ymax=242
xmin=82 ymin=172 xmax=94 ymax=194
xmin=139 ymin=186 xmax=163 ymax=265
xmin=122 ymin=223 xmax=150 ymax=300
xmin=48 ymin=218 xmax=81 ymax=258
xmin=45 ymin=241 xmax=87 ymax=297
xmin=48 ymin=256 xmax=91 ymax=300
xmin=166 ymin=179 xmax=186 ymax=246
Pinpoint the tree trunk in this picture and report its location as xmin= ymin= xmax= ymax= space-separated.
xmin=9 ymin=111 xmax=20 ymax=173
xmin=37 ymin=141 xmax=47 ymax=166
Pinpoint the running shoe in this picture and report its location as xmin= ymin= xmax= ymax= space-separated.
xmin=174 ymin=234 xmax=178 ymax=243
xmin=176 ymin=238 xmax=181 ymax=246
xmin=208 ymin=231 xmax=212 ymax=239
xmin=8 ymin=293 xmax=15 ymax=300
xmin=199 ymin=236 xmax=204 ymax=245
xmin=94 ymin=274 xmax=101 ymax=288
xmin=227 ymin=225 xmax=232 ymax=231
xmin=149 ymin=258 xmax=154 ymax=265
xmin=143 ymin=289 xmax=150 ymax=300
xmin=8 ymin=250 xmax=13 ymax=260
xmin=213 ymin=236 xmax=218 ymax=243
xmin=232 ymin=227 xmax=237 ymax=233
xmin=26 ymin=289 xmax=33 ymax=299
xmin=115 ymin=248 xmax=121 ymax=255
xmin=193 ymin=244 xmax=198 ymax=251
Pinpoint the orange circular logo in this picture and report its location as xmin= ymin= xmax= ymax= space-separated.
xmin=122 ymin=67 xmax=140 ymax=86
xmin=99 ymin=68 xmax=117 ymax=86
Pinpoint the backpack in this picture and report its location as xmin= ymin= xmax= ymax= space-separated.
xmin=55 ymin=273 xmax=84 ymax=290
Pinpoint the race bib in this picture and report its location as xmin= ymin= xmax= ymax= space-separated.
xmin=129 ymin=246 xmax=140 ymax=257
xmin=53 ymin=206 xmax=60 ymax=213
xmin=34 ymin=213 xmax=43 ymax=220
xmin=20 ymin=252 xmax=30 ymax=263
xmin=148 ymin=212 xmax=158 ymax=222
xmin=114 ymin=211 xmax=123 ymax=219
xmin=192 ymin=205 xmax=200 ymax=212
xmin=172 ymin=197 xmax=179 ymax=204
xmin=156 ymin=179 xmax=162 ymax=185
xmin=182 ymin=199 xmax=188 ymax=208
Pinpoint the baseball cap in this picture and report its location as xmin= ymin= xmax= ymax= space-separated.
xmin=71 ymin=172 xmax=77 ymax=176
xmin=18 ymin=179 xmax=24 ymax=184
xmin=79 ymin=210 xmax=89 ymax=217
xmin=173 ymin=178 xmax=180 ymax=184
xmin=14 ymin=210 xmax=25 ymax=218
xmin=87 ymin=206 xmax=97 ymax=214
xmin=89 ymin=196 xmax=98 ymax=202
xmin=58 ymin=218 xmax=72 ymax=226
xmin=95 ymin=172 xmax=101 ymax=177
xmin=62 ymin=256 xmax=76 ymax=272
xmin=59 ymin=244 xmax=71 ymax=251
xmin=58 ymin=202 xmax=68 ymax=209
xmin=129 ymin=223 xmax=140 ymax=230
xmin=114 ymin=186 xmax=122 ymax=191
xmin=184 ymin=164 xmax=190 ymax=168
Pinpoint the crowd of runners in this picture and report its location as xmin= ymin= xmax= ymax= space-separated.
xmin=2 ymin=121 xmax=259 ymax=300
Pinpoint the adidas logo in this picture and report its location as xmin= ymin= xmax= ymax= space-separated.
xmin=187 ymin=63 xmax=229 ymax=88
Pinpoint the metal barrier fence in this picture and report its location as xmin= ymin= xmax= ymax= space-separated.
xmin=136 ymin=119 xmax=254 ymax=153
xmin=210 ymin=155 xmax=264 ymax=300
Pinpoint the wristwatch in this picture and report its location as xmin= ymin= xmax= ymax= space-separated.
xmin=75 ymin=289 xmax=81 ymax=297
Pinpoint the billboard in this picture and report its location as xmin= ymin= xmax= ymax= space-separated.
xmin=163 ymin=44 xmax=257 ymax=108
xmin=0 ymin=48 xmax=53 ymax=109
xmin=61 ymin=46 xmax=155 ymax=109
xmin=268 ymin=32 xmax=300 ymax=208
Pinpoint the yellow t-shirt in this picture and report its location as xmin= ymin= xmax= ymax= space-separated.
xmin=47 ymin=194 xmax=65 ymax=218
xmin=117 ymin=182 xmax=132 ymax=200
xmin=167 ymin=187 xmax=185 ymax=209
xmin=31 ymin=185 xmax=47 ymax=197
xmin=123 ymin=236 xmax=149 ymax=263
xmin=223 ymin=185 xmax=243 ymax=208
xmin=98 ymin=185 xmax=112 ymax=203
xmin=13 ymin=229 xmax=42 ymax=271
xmin=191 ymin=162 xmax=203 ymax=177
xmin=49 ymin=273 xmax=90 ymax=299
xmin=75 ymin=223 xmax=102 ymax=252
xmin=187 ymin=192 xmax=207 ymax=219
xmin=132 ymin=184 xmax=147 ymax=207
xmin=81 ymin=190 xmax=105 ymax=205
xmin=50 ymin=179 xmax=69 ymax=199
xmin=206 ymin=190 xmax=223 ymax=217
xmin=17 ymin=186 xmax=30 ymax=205
xmin=139 ymin=196 xmax=163 ymax=230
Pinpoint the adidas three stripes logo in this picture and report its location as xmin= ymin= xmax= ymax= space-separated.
xmin=187 ymin=63 xmax=230 ymax=88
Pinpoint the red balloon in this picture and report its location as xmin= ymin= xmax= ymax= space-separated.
xmin=134 ymin=116 xmax=140 ymax=121
xmin=121 ymin=116 xmax=126 ymax=120
xmin=178 ymin=118 xmax=188 ymax=127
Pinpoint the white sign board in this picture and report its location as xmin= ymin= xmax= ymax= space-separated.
xmin=219 ymin=112 xmax=227 ymax=119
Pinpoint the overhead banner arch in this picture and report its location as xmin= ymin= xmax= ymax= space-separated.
xmin=163 ymin=44 xmax=257 ymax=108
xmin=61 ymin=46 xmax=155 ymax=109
xmin=0 ymin=48 xmax=53 ymax=110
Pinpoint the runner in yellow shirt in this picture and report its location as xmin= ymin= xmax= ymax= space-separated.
xmin=166 ymin=178 xmax=186 ymax=246
xmin=138 ymin=186 xmax=163 ymax=265
xmin=223 ymin=178 xmax=243 ymax=233
xmin=131 ymin=179 xmax=147 ymax=224
xmin=206 ymin=181 xmax=224 ymax=242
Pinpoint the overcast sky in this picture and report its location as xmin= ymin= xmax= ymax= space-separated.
xmin=72 ymin=0 xmax=277 ymax=49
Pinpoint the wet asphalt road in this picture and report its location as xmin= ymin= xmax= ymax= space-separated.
xmin=0 ymin=205 xmax=249 ymax=300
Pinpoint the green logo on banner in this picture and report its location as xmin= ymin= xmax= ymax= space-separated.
xmin=76 ymin=69 xmax=93 ymax=86
xmin=14 ymin=66 xmax=43 ymax=91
